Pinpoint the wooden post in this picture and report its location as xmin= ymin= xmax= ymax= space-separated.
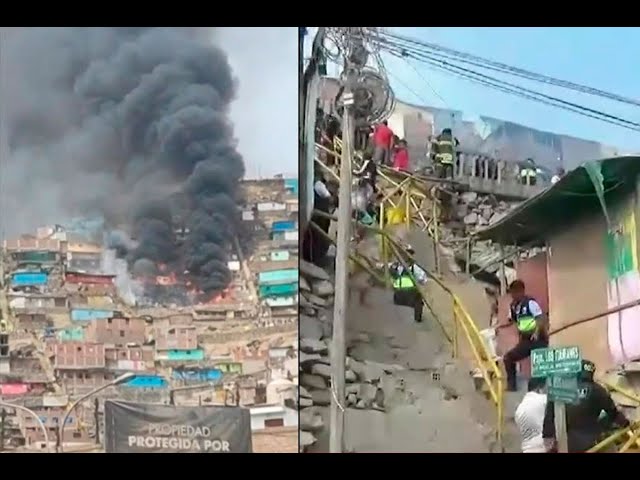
xmin=554 ymin=402 xmax=569 ymax=453
xmin=405 ymin=180 xmax=411 ymax=229
xmin=329 ymin=85 xmax=354 ymax=454
xmin=499 ymin=244 xmax=507 ymax=295
xmin=465 ymin=237 xmax=472 ymax=275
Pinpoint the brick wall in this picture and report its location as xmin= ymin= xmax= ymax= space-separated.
xmin=19 ymin=405 xmax=91 ymax=445
xmin=251 ymin=427 xmax=298 ymax=453
xmin=58 ymin=370 xmax=116 ymax=393
xmin=85 ymin=317 xmax=146 ymax=345
xmin=50 ymin=342 xmax=105 ymax=369
xmin=154 ymin=325 xmax=198 ymax=350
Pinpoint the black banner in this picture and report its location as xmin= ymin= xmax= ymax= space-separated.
xmin=104 ymin=401 xmax=253 ymax=453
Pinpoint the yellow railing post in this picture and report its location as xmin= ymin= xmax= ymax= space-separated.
xmin=380 ymin=200 xmax=390 ymax=287
xmin=405 ymin=179 xmax=411 ymax=229
xmin=452 ymin=300 xmax=458 ymax=359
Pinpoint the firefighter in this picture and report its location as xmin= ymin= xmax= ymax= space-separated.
xmin=520 ymin=158 xmax=538 ymax=186
xmin=431 ymin=128 xmax=459 ymax=179
xmin=389 ymin=245 xmax=428 ymax=323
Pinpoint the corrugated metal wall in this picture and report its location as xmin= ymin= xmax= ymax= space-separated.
xmin=11 ymin=272 xmax=48 ymax=286
xmin=547 ymin=215 xmax=611 ymax=371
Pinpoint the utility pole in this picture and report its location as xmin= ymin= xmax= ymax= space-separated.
xmin=94 ymin=398 xmax=100 ymax=445
xmin=329 ymin=33 xmax=357 ymax=454
xmin=0 ymin=408 xmax=6 ymax=451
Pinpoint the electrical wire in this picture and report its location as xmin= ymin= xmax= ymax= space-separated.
xmin=375 ymin=37 xmax=640 ymax=132
xmin=375 ymin=29 xmax=640 ymax=108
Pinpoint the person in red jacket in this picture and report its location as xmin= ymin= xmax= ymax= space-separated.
xmin=393 ymin=139 xmax=410 ymax=171
xmin=372 ymin=120 xmax=394 ymax=166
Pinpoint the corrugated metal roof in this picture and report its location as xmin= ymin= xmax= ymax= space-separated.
xmin=474 ymin=156 xmax=640 ymax=245
xmin=258 ymin=269 xmax=298 ymax=285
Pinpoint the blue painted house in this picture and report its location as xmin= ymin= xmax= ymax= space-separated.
xmin=172 ymin=368 xmax=223 ymax=383
xmin=122 ymin=375 xmax=168 ymax=389
xmin=271 ymin=220 xmax=297 ymax=232
xmin=71 ymin=309 xmax=114 ymax=322
xmin=11 ymin=272 xmax=48 ymax=288
xmin=157 ymin=349 xmax=205 ymax=362
xmin=284 ymin=178 xmax=298 ymax=196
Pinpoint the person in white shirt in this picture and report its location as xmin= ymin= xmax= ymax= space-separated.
xmin=550 ymin=167 xmax=565 ymax=185
xmin=515 ymin=377 xmax=548 ymax=453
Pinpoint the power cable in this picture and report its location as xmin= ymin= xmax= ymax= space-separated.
xmin=376 ymin=29 xmax=640 ymax=108
xmin=376 ymin=38 xmax=640 ymax=132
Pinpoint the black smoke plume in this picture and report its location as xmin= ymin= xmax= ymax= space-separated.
xmin=2 ymin=27 xmax=245 ymax=295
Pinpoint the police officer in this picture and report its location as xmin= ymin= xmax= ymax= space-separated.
xmin=498 ymin=279 xmax=548 ymax=392
xmin=542 ymin=359 xmax=630 ymax=453
xmin=389 ymin=245 xmax=428 ymax=323
xmin=431 ymin=128 xmax=459 ymax=179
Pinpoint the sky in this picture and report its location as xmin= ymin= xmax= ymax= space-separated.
xmin=218 ymin=27 xmax=298 ymax=179
xmin=306 ymin=27 xmax=640 ymax=152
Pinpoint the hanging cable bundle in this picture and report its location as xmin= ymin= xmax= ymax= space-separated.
xmin=366 ymin=28 xmax=640 ymax=133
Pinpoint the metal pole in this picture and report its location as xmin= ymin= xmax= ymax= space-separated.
xmin=58 ymin=372 xmax=134 ymax=452
xmin=94 ymin=398 xmax=100 ymax=445
xmin=0 ymin=408 xmax=5 ymax=451
xmin=554 ymin=402 xmax=568 ymax=453
xmin=329 ymin=76 xmax=355 ymax=454
xmin=0 ymin=400 xmax=51 ymax=452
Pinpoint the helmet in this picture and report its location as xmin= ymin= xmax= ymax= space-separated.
xmin=580 ymin=359 xmax=596 ymax=382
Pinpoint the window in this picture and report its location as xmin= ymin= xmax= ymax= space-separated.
xmin=107 ymin=318 xmax=112 ymax=324
xmin=73 ymin=432 xmax=82 ymax=439
xmin=125 ymin=318 xmax=130 ymax=325
xmin=119 ymin=330 xmax=125 ymax=337
xmin=264 ymin=418 xmax=284 ymax=428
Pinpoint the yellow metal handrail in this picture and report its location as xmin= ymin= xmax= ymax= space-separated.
xmin=377 ymin=185 xmax=504 ymax=451
xmin=313 ymin=143 xmax=505 ymax=450
xmin=587 ymin=381 xmax=640 ymax=453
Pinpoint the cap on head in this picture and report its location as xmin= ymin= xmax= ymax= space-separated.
xmin=580 ymin=359 xmax=596 ymax=381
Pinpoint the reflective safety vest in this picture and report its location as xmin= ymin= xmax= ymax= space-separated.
xmin=510 ymin=296 xmax=538 ymax=333
xmin=435 ymin=136 xmax=455 ymax=165
xmin=393 ymin=275 xmax=415 ymax=289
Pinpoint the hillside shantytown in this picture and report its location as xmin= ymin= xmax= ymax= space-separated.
xmin=0 ymin=27 xmax=299 ymax=453
xmin=0 ymin=176 xmax=299 ymax=453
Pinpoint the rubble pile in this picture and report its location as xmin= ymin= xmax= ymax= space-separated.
xmin=299 ymin=260 xmax=408 ymax=452
xmin=437 ymin=191 xmax=520 ymax=280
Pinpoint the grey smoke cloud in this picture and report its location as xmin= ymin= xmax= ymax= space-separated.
xmin=0 ymin=27 xmax=248 ymax=294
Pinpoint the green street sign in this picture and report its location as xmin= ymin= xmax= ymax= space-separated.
xmin=547 ymin=375 xmax=581 ymax=404
xmin=531 ymin=346 xmax=582 ymax=378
